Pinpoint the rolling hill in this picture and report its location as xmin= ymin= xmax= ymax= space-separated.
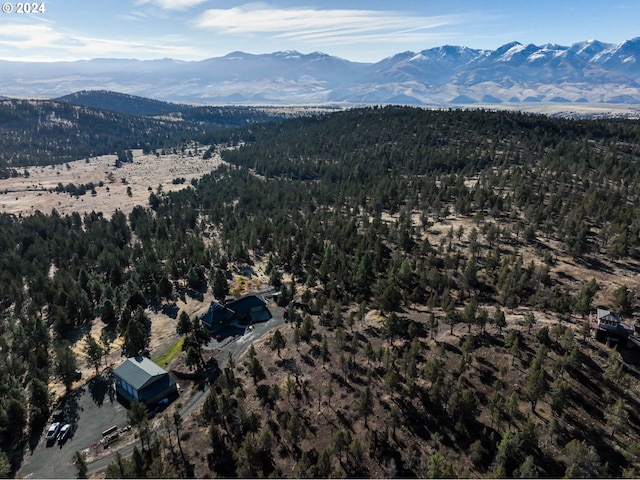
xmin=0 ymin=95 xmax=297 ymax=171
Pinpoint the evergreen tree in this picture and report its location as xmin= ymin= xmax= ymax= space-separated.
xmin=612 ymin=285 xmax=635 ymax=317
xmin=83 ymin=333 xmax=105 ymax=374
xmin=353 ymin=252 xmax=374 ymax=298
xmin=122 ymin=307 xmax=150 ymax=356
xmin=54 ymin=340 xmax=78 ymax=392
xmin=575 ymin=278 xmax=599 ymax=318
xmin=246 ymin=345 xmax=266 ymax=385
xmin=494 ymin=308 xmax=507 ymax=335
xmin=73 ymin=451 xmax=88 ymax=479
xmin=357 ymin=387 xmax=374 ymax=427
xmin=268 ymin=329 xmax=287 ymax=359
xmin=524 ymin=311 xmax=536 ymax=334
xmin=212 ymin=268 xmax=229 ymax=301
xmin=100 ymin=298 xmax=117 ymax=326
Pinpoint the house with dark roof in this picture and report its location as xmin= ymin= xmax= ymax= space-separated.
xmin=201 ymin=294 xmax=272 ymax=332
xmin=113 ymin=356 xmax=178 ymax=407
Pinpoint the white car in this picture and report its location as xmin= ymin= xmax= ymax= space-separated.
xmin=45 ymin=422 xmax=60 ymax=441
xmin=58 ymin=423 xmax=71 ymax=442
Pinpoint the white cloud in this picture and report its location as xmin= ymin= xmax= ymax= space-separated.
xmin=135 ymin=0 xmax=209 ymax=11
xmin=0 ymin=24 xmax=64 ymax=51
xmin=0 ymin=23 xmax=206 ymax=61
xmin=195 ymin=4 xmax=469 ymax=47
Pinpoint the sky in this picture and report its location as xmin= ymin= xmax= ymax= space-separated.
xmin=0 ymin=0 xmax=639 ymax=63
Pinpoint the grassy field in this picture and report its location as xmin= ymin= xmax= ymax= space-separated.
xmin=153 ymin=338 xmax=184 ymax=369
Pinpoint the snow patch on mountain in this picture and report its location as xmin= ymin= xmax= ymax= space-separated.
xmin=1 ymin=38 xmax=640 ymax=105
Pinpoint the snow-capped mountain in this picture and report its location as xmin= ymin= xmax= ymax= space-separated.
xmin=1 ymin=38 xmax=640 ymax=105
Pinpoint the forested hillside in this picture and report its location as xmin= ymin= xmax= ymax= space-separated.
xmin=0 ymin=98 xmax=291 ymax=176
xmin=54 ymin=91 xmax=193 ymax=116
xmin=3 ymin=106 xmax=640 ymax=477
xmin=54 ymin=90 xmax=304 ymax=126
xmin=211 ymin=107 xmax=640 ymax=270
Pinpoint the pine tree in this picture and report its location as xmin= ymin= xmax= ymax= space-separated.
xmin=357 ymin=387 xmax=374 ymax=427
xmin=268 ymin=329 xmax=287 ymax=359
xmin=212 ymin=267 xmax=229 ymax=301
xmin=83 ymin=333 xmax=104 ymax=374
xmin=73 ymin=451 xmax=88 ymax=479
xmin=54 ymin=340 xmax=78 ymax=393
xmin=495 ymin=308 xmax=507 ymax=335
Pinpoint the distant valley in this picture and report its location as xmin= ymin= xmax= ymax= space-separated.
xmin=2 ymin=38 xmax=640 ymax=107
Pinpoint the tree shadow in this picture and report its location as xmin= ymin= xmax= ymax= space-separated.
xmin=477 ymin=366 xmax=498 ymax=387
xmin=364 ymin=325 xmax=380 ymax=338
xmin=161 ymin=302 xmax=179 ymax=319
xmin=256 ymin=384 xmax=274 ymax=409
xmin=556 ymin=270 xmax=577 ymax=282
xmin=575 ymin=255 xmax=614 ymax=274
xmin=186 ymin=288 xmax=204 ymax=302
xmin=442 ymin=342 xmax=461 ymax=355
xmin=88 ymin=373 xmax=114 ymax=407
xmin=334 ymin=409 xmax=354 ymax=433
xmin=64 ymin=386 xmax=85 ymax=426
xmin=28 ymin=424 xmax=45 ymax=452
xmin=300 ymin=353 xmax=315 ymax=367
xmin=617 ymin=345 xmax=640 ymax=367
xmin=100 ymin=324 xmax=118 ymax=343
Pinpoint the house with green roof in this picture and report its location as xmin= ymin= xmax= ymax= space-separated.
xmin=113 ymin=356 xmax=178 ymax=407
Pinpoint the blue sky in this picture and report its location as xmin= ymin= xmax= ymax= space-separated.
xmin=1 ymin=0 xmax=639 ymax=62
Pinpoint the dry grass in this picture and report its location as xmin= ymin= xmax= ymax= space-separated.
xmin=0 ymin=145 xmax=223 ymax=218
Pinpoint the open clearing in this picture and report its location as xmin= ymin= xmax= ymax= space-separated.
xmin=0 ymin=145 xmax=222 ymax=218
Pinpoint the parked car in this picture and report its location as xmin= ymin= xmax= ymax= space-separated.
xmin=58 ymin=423 xmax=71 ymax=442
xmin=45 ymin=422 xmax=60 ymax=441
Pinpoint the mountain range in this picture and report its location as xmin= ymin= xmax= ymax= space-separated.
xmin=2 ymin=38 xmax=640 ymax=105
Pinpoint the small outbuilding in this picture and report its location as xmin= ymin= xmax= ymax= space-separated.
xmin=113 ymin=356 xmax=178 ymax=408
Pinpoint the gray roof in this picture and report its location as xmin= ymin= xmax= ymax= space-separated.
xmin=597 ymin=308 xmax=622 ymax=323
xmin=113 ymin=356 xmax=169 ymax=391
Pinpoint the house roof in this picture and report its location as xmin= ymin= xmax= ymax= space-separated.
xmin=113 ymin=356 xmax=169 ymax=391
xmin=137 ymin=372 xmax=176 ymax=401
xmin=597 ymin=308 xmax=622 ymax=323
xmin=226 ymin=295 xmax=266 ymax=311
xmin=201 ymin=301 xmax=235 ymax=328
xmin=201 ymin=295 xmax=269 ymax=330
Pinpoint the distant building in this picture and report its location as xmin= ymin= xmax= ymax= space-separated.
xmin=201 ymin=294 xmax=272 ymax=332
xmin=113 ymin=356 xmax=178 ymax=407
xmin=590 ymin=308 xmax=634 ymax=344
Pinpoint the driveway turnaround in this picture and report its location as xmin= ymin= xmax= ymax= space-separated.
xmin=19 ymin=373 xmax=128 ymax=479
